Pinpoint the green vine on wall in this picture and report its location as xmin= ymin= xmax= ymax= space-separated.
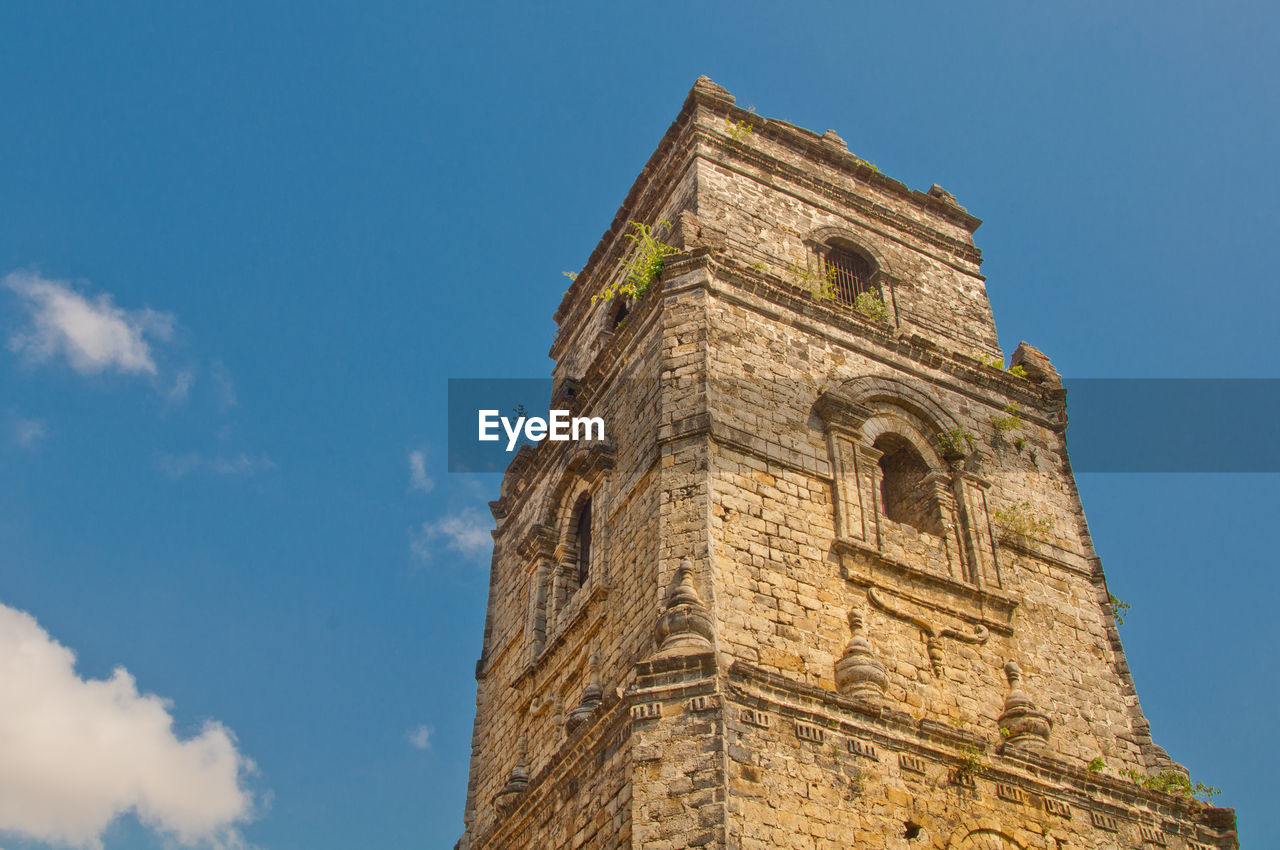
xmin=725 ymin=115 xmax=754 ymax=142
xmin=991 ymin=403 xmax=1023 ymax=435
xmin=934 ymin=426 xmax=976 ymax=459
xmin=787 ymin=256 xmax=838 ymax=301
xmin=991 ymin=501 xmax=1053 ymax=545
xmin=593 ymin=220 xmax=679 ymax=304
xmin=852 ymin=290 xmax=891 ymax=323
xmin=1108 ymin=593 xmax=1131 ymax=626
xmin=1119 ymin=768 xmax=1220 ymax=804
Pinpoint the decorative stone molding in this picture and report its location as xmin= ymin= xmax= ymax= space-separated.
xmin=652 ymin=558 xmax=714 ymax=657
xmin=997 ymin=661 xmax=1052 ymax=751
xmin=848 ymin=738 xmax=877 ymax=759
xmin=867 ymin=587 xmax=989 ymax=676
xmin=837 ymin=537 xmax=1018 ymax=635
xmin=833 ymin=609 xmax=887 ymax=699
xmin=899 ymin=752 xmax=927 ymax=774
xmin=794 ymin=721 xmax=825 ymax=744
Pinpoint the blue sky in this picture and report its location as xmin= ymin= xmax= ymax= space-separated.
xmin=1 ymin=2 xmax=1275 ymax=847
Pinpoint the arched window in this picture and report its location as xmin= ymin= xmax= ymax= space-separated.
xmin=824 ymin=245 xmax=874 ymax=306
xmin=873 ymin=434 xmax=943 ymax=536
xmin=572 ymin=496 xmax=592 ymax=587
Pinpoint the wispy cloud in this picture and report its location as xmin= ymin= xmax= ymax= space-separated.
xmin=407 ymin=725 xmax=433 ymax=751
xmin=411 ymin=508 xmax=491 ymax=562
xmin=407 ymin=449 xmax=434 ymax=494
xmin=11 ymin=415 xmax=48 ymax=449
xmin=211 ymin=361 xmax=237 ymax=411
xmin=157 ymin=451 xmax=276 ymax=479
xmin=166 ymin=368 xmax=197 ymax=403
xmin=0 ymin=600 xmax=256 ymax=848
xmin=3 ymin=271 xmax=173 ymax=376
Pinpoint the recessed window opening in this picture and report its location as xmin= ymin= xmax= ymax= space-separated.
xmin=874 ymin=435 xmax=943 ymax=536
xmin=611 ymin=300 xmax=630 ymax=330
xmin=573 ymin=496 xmax=592 ymax=587
xmin=824 ymin=246 xmax=873 ymax=305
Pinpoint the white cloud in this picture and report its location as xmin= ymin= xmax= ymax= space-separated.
xmin=411 ymin=508 xmax=491 ymax=562
xmin=12 ymin=416 xmax=48 ymax=449
xmin=0 ymin=601 xmax=255 ymax=848
xmin=157 ymin=451 xmax=275 ymax=479
xmin=3 ymin=271 xmax=174 ymax=376
xmin=407 ymin=449 xmax=434 ymax=494
xmin=407 ymin=725 xmax=433 ymax=751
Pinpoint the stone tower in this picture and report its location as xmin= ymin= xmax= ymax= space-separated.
xmin=457 ymin=78 xmax=1238 ymax=849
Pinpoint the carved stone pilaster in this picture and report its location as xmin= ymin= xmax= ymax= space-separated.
xmin=834 ymin=610 xmax=887 ymax=700
xmin=951 ymin=468 xmax=1001 ymax=590
xmin=997 ymin=660 xmax=1052 ymax=751
xmin=653 ymin=558 xmax=714 ymax=657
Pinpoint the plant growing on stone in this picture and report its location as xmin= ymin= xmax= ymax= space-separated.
xmin=992 ymin=502 xmax=1053 ymax=545
xmin=991 ymin=403 xmax=1023 ymax=435
xmin=954 ymin=743 xmax=989 ymax=782
xmin=1108 ymin=594 xmax=1131 ymax=627
xmin=787 ymin=256 xmax=838 ymax=301
xmin=724 ymin=115 xmax=754 ymax=142
xmin=1087 ymin=757 xmax=1106 ymax=772
xmin=978 ymin=353 xmax=1029 ymax=379
xmin=593 ymin=220 xmax=679 ymax=304
xmin=852 ymin=154 xmax=880 ymax=173
xmin=852 ymin=290 xmax=891 ymax=323
xmin=1119 ymin=768 xmax=1219 ymax=804
xmin=934 ymin=426 xmax=975 ymax=459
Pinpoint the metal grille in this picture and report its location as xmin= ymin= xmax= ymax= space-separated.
xmin=825 ymin=247 xmax=872 ymax=305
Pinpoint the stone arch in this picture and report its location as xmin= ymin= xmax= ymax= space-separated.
xmin=537 ymin=443 xmax=615 ymax=534
xmin=947 ymin=826 xmax=1024 ymax=850
xmin=804 ymin=225 xmax=892 ymax=278
xmin=532 ymin=443 xmax=615 ymax=644
xmin=815 ymin=374 xmax=995 ymax=584
xmin=825 ymin=374 xmax=963 ymax=448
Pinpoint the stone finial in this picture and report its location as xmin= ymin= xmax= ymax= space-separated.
xmin=927 ymin=184 xmax=960 ymax=206
xmin=692 ymin=76 xmax=734 ymax=103
xmin=834 ymin=609 xmax=887 ymax=700
xmin=1010 ymin=341 xmax=1061 ymax=388
xmin=997 ymin=660 xmax=1052 ymax=751
xmin=653 ymin=559 xmax=714 ymax=657
xmin=566 ymin=652 xmax=604 ymax=733
xmin=493 ymin=734 xmax=530 ymax=815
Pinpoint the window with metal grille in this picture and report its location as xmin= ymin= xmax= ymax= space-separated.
xmin=824 ymin=247 xmax=873 ymax=305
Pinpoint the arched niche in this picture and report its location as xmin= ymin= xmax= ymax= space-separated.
xmin=814 ymin=376 xmax=1002 ymax=591
xmin=523 ymin=443 xmax=614 ymax=661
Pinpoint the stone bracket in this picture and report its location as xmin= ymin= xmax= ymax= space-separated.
xmin=867 ymin=587 xmax=989 ymax=676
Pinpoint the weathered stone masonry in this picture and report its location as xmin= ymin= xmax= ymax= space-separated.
xmin=457 ymin=78 xmax=1239 ymax=849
